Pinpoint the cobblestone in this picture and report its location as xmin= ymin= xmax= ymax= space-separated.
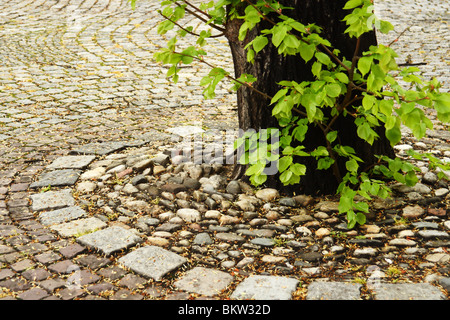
xmin=0 ymin=0 xmax=449 ymax=302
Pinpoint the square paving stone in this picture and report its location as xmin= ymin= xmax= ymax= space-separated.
xmin=39 ymin=278 xmax=67 ymax=292
xmin=118 ymin=246 xmax=187 ymax=281
xmin=76 ymin=226 xmax=142 ymax=256
xmin=22 ymin=268 xmax=51 ymax=281
xmin=47 ymin=155 xmax=96 ymax=170
xmin=174 ymin=267 xmax=234 ymax=297
xmin=17 ymin=287 xmax=50 ymax=300
xmin=59 ymin=243 xmax=86 ymax=258
xmin=97 ymin=266 xmax=127 ymax=281
xmin=67 ymin=270 xmax=100 ymax=286
xmin=306 ymin=281 xmax=362 ymax=300
xmin=11 ymin=259 xmax=35 ymax=272
xmin=230 ymin=275 xmax=299 ymax=300
xmin=35 ymin=251 xmax=61 ymax=265
xmin=30 ymin=189 xmax=75 ymax=212
xmin=76 ymin=254 xmax=111 ymax=269
xmin=50 ymin=217 xmax=107 ymax=238
xmin=0 ymin=278 xmax=31 ymax=292
xmin=30 ymin=169 xmax=80 ymax=188
xmin=48 ymin=260 xmax=80 ymax=274
xmin=0 ymin=269 xmax=14 ymax=281
xmin=15 ymin=243 xmax=48 ymax=255
xmin=371 ymin=283 xmax=447 ymax=300
xmin=39 ymin=206 xmax=87 ymax=226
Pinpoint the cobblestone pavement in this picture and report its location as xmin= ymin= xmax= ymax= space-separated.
xmin=0 ymin=0 xmax=449 ymax=301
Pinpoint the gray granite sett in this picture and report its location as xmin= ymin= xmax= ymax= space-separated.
xmin=30 ymin=169 xmax=80 ymax=188
xmin=39 ymin=206 xmax=87 ymax=226
xmin=306 ymin=281 xmax=362 ymax=300
xmin=30 ymin=189 xmax=75 ymax=212
xmin=231 ymin=275 xmax=299 ymax=300
xmin=371 ymin=283 xmax=447 ymax=300
xmin=51 ymin=217 xmax=107 ymax=238
xmin=174 ymin=267 xmax=234 ymax=297
xmin=47 ymin=155 xmax=96 ymax=169
xmin=77 ymin=226 xmax=142 ymax=256
xmin=118 ymin=246 xmax=187 ymax=281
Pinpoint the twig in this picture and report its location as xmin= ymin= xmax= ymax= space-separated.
xmin=182 ymin=0 xmax=212 ymax=19
xmin=176 ymin=2 xmax=226 ymax=32
xmin=159 ymin=11 xmax=224 ymax=38
xmin=387 ymin=26 xmax=410 ymax=47
xmin=159 ymin=11 xmax=201 ymax=37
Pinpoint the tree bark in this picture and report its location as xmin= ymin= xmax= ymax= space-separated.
xmin=225 ymin=0 xmax=395 ymax=195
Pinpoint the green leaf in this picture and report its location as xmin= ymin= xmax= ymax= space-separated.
xmin=290 ymin=163 xmax=307 ymax=176
xmin=299 ymin=43 xmax=315 ymax=62
xmin=362 ymin=94 xmax=376 ymax=111
xmin=326 ymin=131 xmax=338 ymax=143
xmin=325 ymin=83 xmax=342 ymax=98
xmin=244 ymin=5 xmax=261 ymax=24
xmin=339 ymin=196 xmax=354 ymax=214
xmin=272 ymin=96 xmax=293 ymax=118
xmin=405 ymin=170 xmax=419 ymax=187
xmin=245 ymin=161 xmax=265 ymax=176
xmin=272 ymin=25 xmax=287 ymax=47
xmin=356 ymin=118 xmax=378 ymax=145
xmin=284 ymin=34 xmax=300 ymax=48
xmin=271 ymin=88 xmax=289 ymax=105
xmin=379 ymin=99 xmax=393 ymax=116
xmin=343 ymin=0 xmax=364 ymax=10
xmin=246 ymin=48 xmax=255 ymax=63
xmin=238 ymin=21 xmax=250 ymax=41
xmin=279 ymin=156 xmax=293 ymax=172
xmin=128 ymin=0 xmax=137 ymax=10
xmin=347 ymin=214 xmax=357 ymax=229
xmin=335 ymin=72 xmax=349 ymax=84
xmin=355 ymin=212 xmax=367 ymax=225
xmin=379 ymin=20 xmax=394 ymax=34
xmin=367 ymin=64 xmax=386 ymax=91
xmin=311 ymin=146 xmax=329 ymax=157
xmin=346 ymin=159 xmax=359 ymax=173
xmin=385 ymin=125 xmax=402 ymax=146
xmin=317 ymin=157 xmax=334 ymax=170
xmin=250 ymin=173 xmax=267 ymax=186
xmin=253 ymin=36 xmax=269 ymax=53
xmin=311 ymin=62 xmax=322 ymax=77
xmin=280 ymin=170 xmax=293 ymax=184
xmin=315 ymin=52 xmax=331 ymax=66
xmin=434 ymin=93 xmax=450 ymax=114
xmin=293 ymin=123 xmax=308 ymax=142
xmin=358 ymin=56 xmax=372 ymax=76
xmin=354 ymin=201 xmax=369 ymax=213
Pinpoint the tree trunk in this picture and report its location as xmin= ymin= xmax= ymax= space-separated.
xmin=225 ymin=0 xmax=395 ymax=195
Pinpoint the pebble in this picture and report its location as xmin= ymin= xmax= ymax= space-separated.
xmin=255 ymin=188 xmax=280 ymax=202
xmin=250 ymin=238 xmax=276 ymax=247
xmin=389 ymin=239 xmax=417 ymax=247
xmin=315 ymin=228 xmax=331 ymax=238
xmin=226 ymin=180 xmax=241 ymax=194
xmin=176 ymin=208 xmax=201 ymax=223
xmin=402 ymin=205 xmax=425 ymax=219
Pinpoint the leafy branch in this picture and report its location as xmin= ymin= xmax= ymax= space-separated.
xmin=146 ymin=0 xmax=450 ymax=229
